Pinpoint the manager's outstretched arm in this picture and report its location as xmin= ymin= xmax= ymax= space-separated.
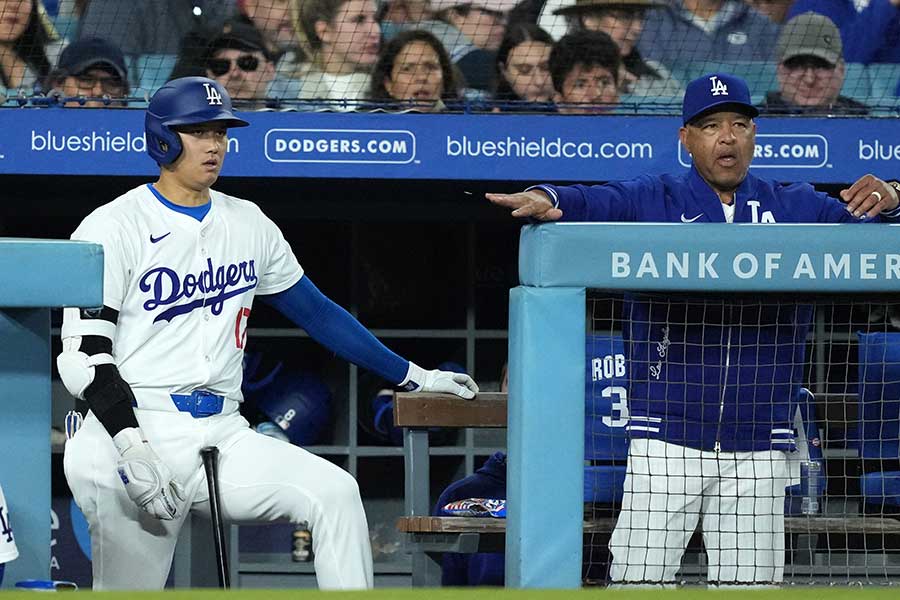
xmin=262 ymin=276 xmax=478 ymax=399
xmin=58 ymin=307 xmax=185 ymax=520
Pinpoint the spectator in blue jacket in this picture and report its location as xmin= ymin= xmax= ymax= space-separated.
xmin=636 ymin=0 xmax=780 ymax=69
xmin=487 ymin=72 xmax=900 ymax=585
xmin=787 ymin=0 xmax=900 ymax=64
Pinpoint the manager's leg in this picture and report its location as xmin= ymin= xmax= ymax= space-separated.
xmin=702 ymin=450 xmax=789 ymax=584
xmin=610 ymin=439 xmax=704 ymax=583
xmin=205 ymin=422 xmax=373 ymax=589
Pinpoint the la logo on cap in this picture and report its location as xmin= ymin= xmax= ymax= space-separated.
xmin=203 ymin=83 xmax=223 ymax=105
xmin=709 ymin=75 xmax=728 ymax=97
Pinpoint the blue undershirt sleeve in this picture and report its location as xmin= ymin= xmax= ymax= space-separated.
xmin=261 ymin=275 xmax=410 ymax=385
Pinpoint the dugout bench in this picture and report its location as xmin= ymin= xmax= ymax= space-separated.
xmin=394 ymin=392 xmax=900 ymax=587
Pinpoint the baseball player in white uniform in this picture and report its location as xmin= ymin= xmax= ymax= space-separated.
xmin=59 ymin=76 xmax=478 ymax=590
xmin=0 ymin=481 xmax=18 ymax=584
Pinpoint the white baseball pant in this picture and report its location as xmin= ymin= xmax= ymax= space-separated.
xmin=609 ymin=438 xmax=790 ymax=584
xmin=64 ymin=409 xmax=373 ymax=590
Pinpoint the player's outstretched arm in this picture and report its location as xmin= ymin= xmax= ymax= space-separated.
xmin=486 ymin=189 xmax=563 ymax=221
xmin=262 ymin=277 xmax=479 ymax=400
xmin=58 ymin=307 xmax=185 ymax=520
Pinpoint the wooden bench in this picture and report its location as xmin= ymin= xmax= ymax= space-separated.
xmin=394 ymin=391 xmax=507 ymax=585
xmin=394 ymin=391 xmax=900 ymax=586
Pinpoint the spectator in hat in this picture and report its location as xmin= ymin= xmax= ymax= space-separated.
xmin=429 ymin=0 xmax=518 ymax=52
xmin=786 ymin=0 xmax=900 ymax=64
xmin=171 ymin=20 xmax=276 ymax=109
xmin=0 ymin=0 xmax=64 ymax=91
xmin=635 ymin=0 xmax=780 ymax=69
xmin=550 ymin=29 xmax=620 ymax=114
xmin=550 ymin=0 xmax=682 ymax=98
xmin=760 ymin=12 xmax=868 ymax=115
xmin=44 ymin=37 xmax=129 ymax=107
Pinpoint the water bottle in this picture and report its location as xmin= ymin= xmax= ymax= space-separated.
xmin=800 ymin=460 xmax=821 ymax=515
xmin=292 ymin=521 xmax=313 ymax=562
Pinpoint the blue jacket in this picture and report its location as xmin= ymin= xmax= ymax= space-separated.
xmin=537 ymin=167 xmax=900 ymax=452
xmin=638 ymin=0 xmax=781 ymax=67
xmin=787 ymin=0 xmax=900 ymax=64
xmin=434 ymin=452 xmax=507 ymax=586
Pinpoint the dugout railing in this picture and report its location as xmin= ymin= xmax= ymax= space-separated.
xmin=502 ymin=222 xmax=900 ymax=588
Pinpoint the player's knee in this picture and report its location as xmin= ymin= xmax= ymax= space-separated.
xmin=314 ymin=469 xmax=362 ymax=515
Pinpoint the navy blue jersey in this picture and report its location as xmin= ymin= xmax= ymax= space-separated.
xmin=536 ymin=167 xmax=900 ymax=452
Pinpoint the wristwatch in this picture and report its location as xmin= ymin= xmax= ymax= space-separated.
xmin=887 ymin=181 xmax=900 ymax=195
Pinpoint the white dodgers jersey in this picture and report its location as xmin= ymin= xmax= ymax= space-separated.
xmin=0 ymin=482 xmax=18 ymax=564
xmin=68 ymin=184 xmax=304 ymax=411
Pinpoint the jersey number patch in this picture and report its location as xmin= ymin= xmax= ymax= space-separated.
xmin=0 ymin=506 xmax=13 ymax=543
xmin=235 ymin=307 xmax=251 ymax=349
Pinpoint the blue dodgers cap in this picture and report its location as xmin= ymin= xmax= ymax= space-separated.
xmin=682 ymin=72 xmax=759 ymax=125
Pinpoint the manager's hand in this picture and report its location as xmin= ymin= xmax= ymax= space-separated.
xmin=486 ymin=190 xmax=563 ymax=221
xmin=840 ymin=174 xmax=899 ymax=218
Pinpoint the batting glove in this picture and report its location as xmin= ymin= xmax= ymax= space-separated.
xmin=113 ymin=427 xmax=186 ymax=520
xmin=401 ymin=361 xmax=479 ymax=399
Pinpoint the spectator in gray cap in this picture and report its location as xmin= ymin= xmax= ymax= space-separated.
xmin=761 ymin=12 xmax=867 ymax=115
xmin=44 ymin=37 xmax=129 ymax=107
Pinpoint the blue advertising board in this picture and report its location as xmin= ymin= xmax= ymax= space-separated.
xmin=1 ymin=109 xmax=898 ymax=183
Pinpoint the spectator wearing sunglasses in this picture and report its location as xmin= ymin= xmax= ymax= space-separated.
xmin=44 ymin=36 xmax=130 ymax=107
xmin=172 ymin=21 xmax=276 ymax=109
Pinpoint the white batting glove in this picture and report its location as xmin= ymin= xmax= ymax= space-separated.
xmin=113 ymin=427 xmax=186 ymax=520
xmin=400 ymin=361 xmax=479 ymax=400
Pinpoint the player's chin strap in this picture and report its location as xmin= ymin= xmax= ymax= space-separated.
xmin=399 ymin=361 xmax=479 ymax=400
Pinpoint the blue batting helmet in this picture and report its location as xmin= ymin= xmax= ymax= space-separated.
xmin=145 ymin=76 xmax=249 ymax=165
xmin=256 ymin=372 xmax=334 ymax=446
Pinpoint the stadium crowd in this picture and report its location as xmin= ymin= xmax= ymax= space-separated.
xmin=2 ymin=0 xmax=900 ymax=113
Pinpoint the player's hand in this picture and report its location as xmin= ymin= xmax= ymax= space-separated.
xmin=486 ymin=189 xmax=563 ymax=221
xmin=402 ymin=361 xmax=480 ymax=400
xmin=113 ymin=427 xmax=186 ymax=520
xmin=839 ymin=174 xmax=899 ymax=218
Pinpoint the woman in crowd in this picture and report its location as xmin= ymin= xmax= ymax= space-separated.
xmin=0 ymin=0 xmax=63 ymax=92
xmin=291 ymin=0 xmax=381 ymax=108
xmin=551 ymin=0 xmax=681 ymax=98
xmin=367 ymin=29 xmax=458 ymax=112
xmin=492 ymin=23 xmax=554 ymax=111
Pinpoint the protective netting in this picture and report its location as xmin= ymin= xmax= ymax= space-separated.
xmin=585 ymin=292 xmax=900 ymax=585
xmin=1 ymin=1 xmax=898 ymax=114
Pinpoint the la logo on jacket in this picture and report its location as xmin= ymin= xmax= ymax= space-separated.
xmin=748 ymin=200 xmax=776 ymax=223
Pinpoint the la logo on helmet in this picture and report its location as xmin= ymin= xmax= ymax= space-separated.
xmin=709 ymin=76 xmax=728 ymax=96
xmin=203 ymin=83 xmax=223 ymax=105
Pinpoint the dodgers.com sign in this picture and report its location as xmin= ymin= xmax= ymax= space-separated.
xmin=2 ymin=110 xmax=900 ymax=183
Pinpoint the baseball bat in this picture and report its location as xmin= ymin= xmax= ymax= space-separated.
xmin=200 ymin=446 xmax=230 ymax=589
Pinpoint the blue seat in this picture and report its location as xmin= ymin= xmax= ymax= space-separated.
xmin=856 ymin=332 xmax=900 ymax=511
xmin=784 ymin=387 xmax=826 ymax=515
xmin=584 ymin=334 xmax=628 ymax=504
xmin=841 ymin=62 xmax=871 ymax=104
xmin=129 ymin=54 xmax=178 ymax=97
xmin=865 ymin=63 xmax=900 ymax=109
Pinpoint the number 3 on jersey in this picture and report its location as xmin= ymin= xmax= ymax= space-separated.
xmin=235 ymin=307 xmax=251 ymax=348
